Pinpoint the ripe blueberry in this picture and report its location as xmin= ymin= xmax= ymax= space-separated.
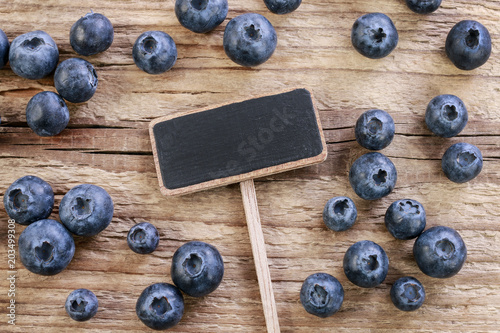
xmin=136 ymin=283 xmax=184 ymax=330
xmin=425 ymin=94 xmax=468 ymax=138
xmin=445 ymin=20 xmax=491 ymax=70
xmin=349 ymin=152 xmax=397 ymax=200
xmin=323 ymin=196 xmax=357 ymax=232
xmin=4 ymin=175 xmax=54 ymax=225
xmin=385 ymin=199 xmax=426 ymax=240
xmin=343 ymin=240 xmax=389 ymax=288
xmin=59 ymin=184 xmax=114 ymax=237
xmin=65 ymin=289 xmax=99 ymax=321
xmin=441 ymin=142 xmax=483 ymax=183
xmin=18 ymin=219 xmax=75 ymax=275
xmin=223 ymin=13 xmax=277 ymax=67
xmin=127 ymin=222 xmax=160 ymax=254
xmin=413 ymin=226 xmax=467 ymax=278
xmin=70 ymin=12 xmax=114 ymax=56
xmin=175 ymin=0 xmax=228 ymax=33
xmin=264 ymin=0 xmax=302 ymax=15
xmin=355 ymin=109 xmax=395 ymax=150
xmin=351 ymin=13 xmax=398 ymax=59
xmin=171 ymin=241 xmax=224 ymax=297
xmin=390 ymin=276 xmax=425 ymax=311
xmin=9 ymin=30 xmax=59 ymax=80
xmin=0 ymin=29 xmax=9 ymax=69
xmin=26 ymin=91 xmax=69 ymax=137
xmin=300 ymin=273 xmax=344 ymax=318
xmin=405 ymin=0 xmax=441 ymax=14
xmin=54 ymin=58 xmax=98 ymax=103
xmin=133 ymin=31 xmax=177 ymax=75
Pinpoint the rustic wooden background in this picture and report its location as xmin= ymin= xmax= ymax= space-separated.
xmin=1 ymin=0 xmax=500 ymax=332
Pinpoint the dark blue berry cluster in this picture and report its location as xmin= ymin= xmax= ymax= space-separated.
xmin=134 ymin=0 xmax=304 ymax=73
xmin=351 ymin=5 xmax=491 ymax=71
xmin=308 ymin=5 xmax=486 ymax=314
xmin=5 ymin=176 xmax=114 ymax=278
xmin=136 ymin=241 xmax=224 ymax=329
xmin=1 ymin=12 xmax=113 ymax=136
xmin=4 ymin=175 xmax=114 ymax=321
xmin=312 ymin=105 xmax=398 ymax=316
xmin=3 ymin=177 xmax=113 ymax=320
xmin=2 ymin=172 xmax=224 ymax=330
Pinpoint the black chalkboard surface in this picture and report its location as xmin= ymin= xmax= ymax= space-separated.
xmin=150 ymin=88 xmax=327 ymax=196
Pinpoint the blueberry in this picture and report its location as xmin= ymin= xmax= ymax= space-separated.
xmin=300 ymin=273 xmax=344 ymax=318
xmin=413 ymin=226 xmax=467 ymax=278
xmin=323 ymin=196 xmax=357 ymax=232
xmin=223 ymin=13 xmax=277 ymax=67
xmin=18 ymin=219 xmax=75 ymax=275
xmin=54 ymin=58 xmax=98 ymax=103
xmin=349 ymin=152 xmax=397 ymax=200
xmin=4 ymin=175 xmax=54 ymax=225
xmin=405 ymin=0 xmax=441 ymax=14
xmin=136 ymin=283 xmax=184 ymax=330
xmin=133 ymin=31 xmax=177 ymax=75
xmin=175 ymin=0 xmax=228 ymax=33
xmin=8 ymin=30 xmax=59 ymax=80
xmin=127 ymin=222 xmax=160 ymax=254
xmin=355 ymin=109 xmax=395 ymax=150
xmin=390 ymin=276 xmax=425 ymax=311
xmin=70 ymin=12 xmax=114 ymax=56
xmin=59 ymin=184 xmax=114 ymax=237
xmin=385 ymin=199 xmax=426 ymax=240
xmin=65 ymin=289 xmax=99 ymax=321
xmin=264 ymin=0 xmax=302 ymax=15
xmin=441 ymin=142 xmax=483 ymax=183
xmin=351 ymin=13 xmax=398 ymax=59
xmin=0 ymin=29 xmax=9 ymax=69
xmin=343 ymin=240 xmax=389 ymax=288
xmin=425 ymin=94 xmax=468 ymax=138
xmin=445 ymin=20 xmax=491 ymax=70
xmin=26 ymin=91 xmax=69 ymax=137
xmin=171 ymin=241 xmax=224 ymax=297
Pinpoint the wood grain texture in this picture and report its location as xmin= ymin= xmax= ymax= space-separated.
xmin=240 ymin=180 xmax=280 ymax=333
xmin=1 ymin=0 xmax=500 ymax=332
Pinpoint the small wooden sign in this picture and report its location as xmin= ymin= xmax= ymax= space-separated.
xmin=150 ymin=88 xmax=327 ymax=196
xmin=149 ymin=88 xmax=327 ymax=333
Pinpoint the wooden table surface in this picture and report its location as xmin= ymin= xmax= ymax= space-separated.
xmin=1 ymin=0 xmax=500 ymax=332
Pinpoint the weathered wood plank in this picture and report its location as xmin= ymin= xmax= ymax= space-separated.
xmin=1 ymin=0 xmax=500 ymax=332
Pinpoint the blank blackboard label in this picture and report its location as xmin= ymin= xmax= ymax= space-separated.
xmin=150 ymin=88 xmax=327 ymax=196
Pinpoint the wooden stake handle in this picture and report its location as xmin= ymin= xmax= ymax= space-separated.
xmin=240 ymin=179 xmax=281 ymax=333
